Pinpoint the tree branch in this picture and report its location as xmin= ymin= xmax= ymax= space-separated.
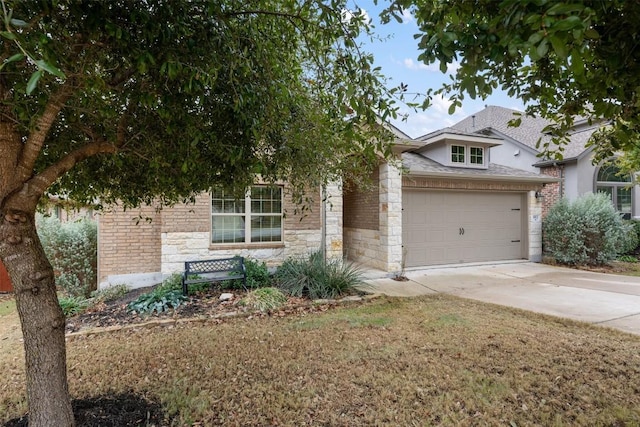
xmin=4 ymin=140 xmax=115 ymax=212
xmin=16 ymin=82 xmax=74 ymax=181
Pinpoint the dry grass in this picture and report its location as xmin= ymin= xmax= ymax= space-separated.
xmin=1 ymin=295 xmax=640 ymax=426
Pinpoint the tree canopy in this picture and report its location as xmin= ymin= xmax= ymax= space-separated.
xmin=383 ymin=0 xmax=640 ymax=168
xmin=1 ymin=0 xmax=396 ymax=213
xmin=0 ymin=1 xmax=396 ymax=425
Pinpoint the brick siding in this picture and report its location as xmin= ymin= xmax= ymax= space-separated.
xmin=539 ymin=166 xmax=563 ymax=217
xmin=343 ymin=166 xmax=380 ymax=231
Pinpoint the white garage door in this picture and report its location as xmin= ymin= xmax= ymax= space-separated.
xmin=402 ymin=190 xmax=525 ymax=267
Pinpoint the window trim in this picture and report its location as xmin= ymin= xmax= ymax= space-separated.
xmin=210 ymin=185 xmax=284 ymax=246
xmin=448 ymin=143 xmax=486 ymax=167
xmin=594 ymin=162 xmax=633 ymax=219
xmin=451 ymin=145 xmax=466 ymax=164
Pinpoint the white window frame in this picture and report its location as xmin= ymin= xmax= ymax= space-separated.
xmin=449 ymin=144 xmax=486 ymax=167
xmin=211 ymin=185 xmax=284 ymax=245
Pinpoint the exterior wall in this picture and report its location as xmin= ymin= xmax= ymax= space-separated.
xmin=343 ymin=167 xmax=379 ymax=230
xmin=539 ymin=165 xmax=563 ymax=217
xmin=97 ymin=205 xmax=162 ymax=289
xmin=343 ymin=163 xmax=403 ymax=273
xmin=488 ymin=141 xmax=540 ymax=173
xmin=98 ymin=186 xmax=333 ymax=288
xmin=527 ymin=190 xmax=543 ymax=262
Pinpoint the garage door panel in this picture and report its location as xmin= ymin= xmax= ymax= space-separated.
xmin=402 ymin=190 xmax=524 ymax=267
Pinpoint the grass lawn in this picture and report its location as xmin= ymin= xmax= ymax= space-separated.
xmin=1 ymin=294 xmax=639 ymax=426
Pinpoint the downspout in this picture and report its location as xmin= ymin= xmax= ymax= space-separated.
xmin=321 ymin=184 xmax=326 ymax=263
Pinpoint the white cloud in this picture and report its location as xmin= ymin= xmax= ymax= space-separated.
xmin=391 ymin=95 xmax=467 ymax=138
xmin=401 ymin=58 xmax=460 ymax=76
xmin=400 ymin=9 xmax=414 ymax=24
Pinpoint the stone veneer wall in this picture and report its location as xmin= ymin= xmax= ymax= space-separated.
xmin=527 ymin=190 xmax=543 ymax=262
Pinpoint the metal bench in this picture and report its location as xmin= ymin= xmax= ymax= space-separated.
xmin=181 ymin=256 xmax=247 ymax=295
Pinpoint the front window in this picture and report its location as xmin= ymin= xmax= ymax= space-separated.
xmin=596 ymin=163 xmax=632 ymax=219
xmin=469 ymin=147 xmax=484 ymax=165
xmin=211 ymin=186 xmax=283 ymax=244
xmin=451 ymin=145 xmax=465 ymax=163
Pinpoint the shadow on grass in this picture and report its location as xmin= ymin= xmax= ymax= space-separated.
xmin=4 ymin=392 xmax=171 ymax=427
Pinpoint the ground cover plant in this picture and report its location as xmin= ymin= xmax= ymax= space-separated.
xmin=275 ymin=251 xmax=364 ymax=299
xmin=1 ymin=294 xmax=639 ymax=426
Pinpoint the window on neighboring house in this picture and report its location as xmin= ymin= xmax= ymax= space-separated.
xmin=469 ymin=147 xmax=484 ymax=165
xmin=211 ymin=186 xmax=283 ymax=244
xmin=451 ymin=145 xmax=465 ymax=163
xmin=596 ymin=163 xmax=632 ymax=219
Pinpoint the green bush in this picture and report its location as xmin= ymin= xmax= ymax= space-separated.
xmin=58 ymin=295 xmax=90 ymax=317
xmin=127 ymin=275 xmax=187 ymax=316
xmin=618 ymin=254 xmax=638 ymax=263
xmin=543 ymin=193 xmax=630 ymax=265
xmin=37 ymin=215 xmax=97 ymax=298
xmin=240 ymin=287 xmax=287 ymax=312
xmin=225 ymin=258 xmax=272 ymax=289
xmin=275 ymin=250 xmax=363 ymax=299
xmin=617 ymin=221 xmax=639 ymax=255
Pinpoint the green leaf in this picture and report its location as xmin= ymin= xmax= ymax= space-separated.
xmin=35 ymin=59 xmax=66 ymax=79
xmin=0 ymin=31 xmax=16 ymax=40
xmin=447 ymin=102 xmax=456 ymax=115
xmin=552 ymin=16 xmax=583 ymax=32
xmin=26 ymin=70 xmax=43 ymax=95
xmin=0 ymin=53 xmax=25 ymax=71
xmin=536 ymin=40 xmax=549 ymax=58
xmin=546 ymin=3 xmax=585 ymax=16
xmin=10 ymin=18 xmax=28 ymax=28
xmin=550 ymin=35 xmax=568 ymax=59
xmin=584 ymin=28 xmax=599 ymax=39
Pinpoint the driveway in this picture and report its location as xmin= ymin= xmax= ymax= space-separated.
xmin=364 ymin=262 xmax=640 ymax=336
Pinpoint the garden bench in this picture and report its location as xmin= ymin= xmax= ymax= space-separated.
xmin=182 ymin=256 xmax=247 ymax=295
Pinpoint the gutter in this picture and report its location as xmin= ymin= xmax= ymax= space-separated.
xmin=406 ymin=170 xmax=560 ymax=184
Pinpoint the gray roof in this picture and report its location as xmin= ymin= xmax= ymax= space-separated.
xmin=446 ymin=105 xmax=600 ymax=162
xmin=402 ymin=152 xmax=556 ymax=182
xmin=418 ymin=126 xmax=501 ymax=141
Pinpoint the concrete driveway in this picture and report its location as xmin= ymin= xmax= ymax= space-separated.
xmin=364 ymin=262 xmax=640 ymax=336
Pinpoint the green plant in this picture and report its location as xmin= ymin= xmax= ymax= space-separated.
xmin=127 ymin=275 xmax=187 ymax=316
xmin=275 ymin=250 xmax=363 ymax=299
xmin=37 ymin=214 xmax=97 ymax=298
xmin=240 ymin=287 xmax=287 ymax=312
xmin=225 ymin=258 xmax=272 ymax=290
xmin=58 ymin=295 xmax=90 ymax=317
xmin=543 ymin=193 xmax=629 ymax=265
xmin=618 ymin=255 xmax=638 ymax=263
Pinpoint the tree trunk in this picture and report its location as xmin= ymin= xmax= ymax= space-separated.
xmin=0 ymin=209 xmax=75 ymax=427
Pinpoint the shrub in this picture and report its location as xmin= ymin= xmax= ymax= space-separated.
xmin=226 ymin=258 xmax=272 ymax=289
xmin=618 ymin=254 xmax=638 ymax=263
xmin=240 ymin=287 xmax=287 ymax=312
xmin=543 ymin=193 xmax=629 ymax=265
xmin=58 ymin=295 xmax=90 ymax=317
xmin=275 ymin=250 xmax=363 ymax=299
xmin=127 ymin=275 xmax=187 ymax=316
xmin=37 ymin=215 xmax=97 ymax=298
xmin=617 ymin=221 xmax=639 ymax=255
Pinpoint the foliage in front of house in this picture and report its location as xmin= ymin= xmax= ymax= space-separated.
xmin=37 ymin=214 xmax=97 ymax=298
xmin=240 ymin=287 xmax=287 ymax=312
xmin=127 ymin=274 xmax=187 ymax=316
xmin=275 ymin=250 xmax=363 ymax=299
xmin=543 ymin=193 xmax=638 ymax=265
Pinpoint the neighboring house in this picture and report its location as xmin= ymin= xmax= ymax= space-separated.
xmin=99 ymin=105 xmax=625 ymax=287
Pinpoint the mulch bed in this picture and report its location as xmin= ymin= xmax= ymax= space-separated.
xmin=64 ymin=285 xmax=353 ymax=335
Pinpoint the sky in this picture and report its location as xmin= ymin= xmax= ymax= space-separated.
xmin=354 ymin=1 xmax=525 ymax=138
